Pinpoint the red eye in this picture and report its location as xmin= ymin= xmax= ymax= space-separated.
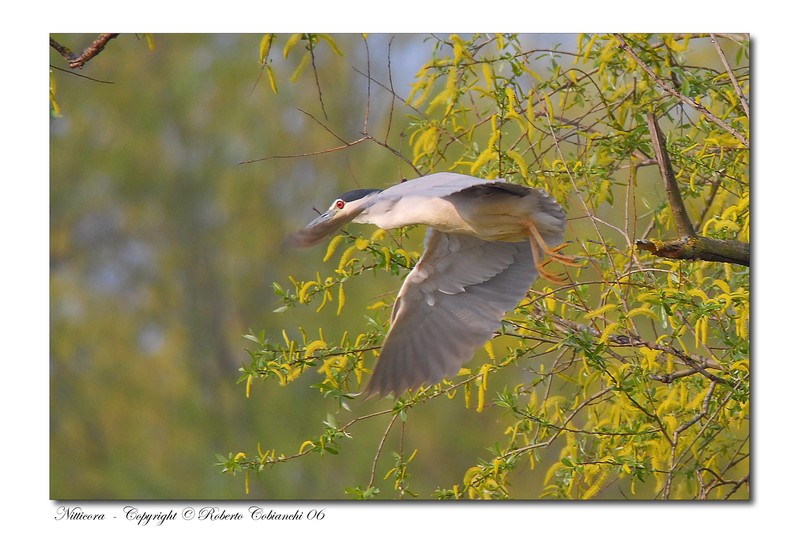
xmin=335 ymin=199 xmax=345 ymax=209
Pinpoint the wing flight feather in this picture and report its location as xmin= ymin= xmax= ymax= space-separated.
xmin=365 ymin=229 xmax=537 ymax=397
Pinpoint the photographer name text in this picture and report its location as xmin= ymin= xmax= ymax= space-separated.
xmin=54 ymin=505 xmax=327 ymax=525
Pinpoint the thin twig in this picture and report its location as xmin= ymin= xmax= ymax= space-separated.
xmin=723 ymin=473 xmax=750 ymax=500
xmin=238 ymin=137 xmax=368 ymax=165
xmin=650 ymin=367 xmax=703 ymax=383
xmin=667 ymin=386 xmax=741 ymax=499
xmin=534 ymin=301 xmax=730 ymax=382
xmin=695 ymin=175 xmax=723 ymax=231
xmin=614 ymin=34 xmax=748 ymax=148
xmin=297 ymin=108 xmax=349 ymax=144
xmin=363 ymin=135 xmax=423 ymax=177
xmin=49 ymin=64 xmax=114 ymax=84
xmin=710 ymin=34 xmax=749 ymax=120
xmin=362 ymin=35 xmax=371 ymax=135
xmin=308 ymin=38 xmax=328 ymax=120
xmin=500 ymin=386 xmax=624 ymax=460
xmin=629 ymin=335 xmax=731 ymax=385
xmin=368 ymin=412 xmax=400 ymax=488
xmin=663 ymin=382 xmax=716 ymax=498
xmin=384 ymin=37 xmax=397 ymax=143
xmin=352 ymin=66 xmax=424 ymax=117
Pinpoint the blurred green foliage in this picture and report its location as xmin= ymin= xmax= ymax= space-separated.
xmin=50 ymin=33 xmax=426 ymax=499
xmin=50 ymin=33 xmax=748 ymax=500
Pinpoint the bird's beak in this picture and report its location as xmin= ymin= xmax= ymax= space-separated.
xmin=286 ymin=209 xmax=355 ymax=248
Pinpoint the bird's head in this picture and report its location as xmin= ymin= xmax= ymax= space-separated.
xmin=287 ymin=188 xmax=382 ymax=248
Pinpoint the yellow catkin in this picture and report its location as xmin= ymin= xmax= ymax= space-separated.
xmin=337 ymin=245 xmax=359 ymax=272
xmin=480 ymin=364 xmax=491 ymax=390
xmin=304 ymin=339 xmax=327 ymax=357
xmin=298 ymin=281 xmax=317 ymax=303
xmin=584 ymin=304 xmax=616 ymax=319
xmin=482 ymin=62 xmax=494 ymax=91
xmin=337 ymin=283 xmax=346 ymax=316
xmin=582 ymin=468 xmax=609 ymax=500
xmin=381 ymin=246 xmax=391 ymax=271
xmin=323 ymin=234 xmax=345 ymax=262
xmin=506 ymin=150 xmax=529 ymax=178
xmin=484 ymin=341 xmax=495 ymax=361
xmin=476 ymin=383 xmax=486 ymax=413
xmin=395 ymin=249 xmax=413 ymax=269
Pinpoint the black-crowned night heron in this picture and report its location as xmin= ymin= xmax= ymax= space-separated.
xmin=289 ymin=172 xmax=575 ymax=397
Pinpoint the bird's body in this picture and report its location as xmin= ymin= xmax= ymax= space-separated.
xmin=288 ymin=172 xmax=574 ymax=397
xmin=352 ymin=174 xmax=564 ymax=245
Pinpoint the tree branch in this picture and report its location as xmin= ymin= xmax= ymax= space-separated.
xmin=636 ymin=235 xmax=750 ymax=267
xmin=636 ymin=113 xmax=750 ymax=267
xmin=49 ymin=64 xmax=114 ymax=84
xmin=647 ymin=113 xmax=695 ymax=238
xmin=308 ymin=37 xmax=328 ymax=121
xmin=51 ymin=34 xmax=119 ymax=69
xmin=50 ymin=38 xmax=77 ymax=63
xmin=237 ymin=136 xmax=368 ymax=165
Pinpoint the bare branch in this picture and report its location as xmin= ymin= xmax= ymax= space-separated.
xmin=297 ymin=108 xmax=348 ymax=144
xmin=238 ymin=137 xmax=368 ymax=165
xmin=636 ymin=235 xmax=749 ymax=267
xmin=695 ymin=175 xmax=723 ymax=231
xmin=664 ymin=382 xmax=717 ymax=498
xmin=49 ymin=64 xmax=114 ymax=84
xmin=50 ymin=37 xmax=77 ymax=63
xmin=308 ymin=38 xmax=328 ymax=121
xmin=368 ymin=412 xmax=400 ymax=488
xmin=51 ymin=33 xmax=119 ymax=69
xmin=637 ymin=113 xmax=750 ymax=267
xmin=650 ymin=367 xmax=703 ymax=383
xmin=363 ymin=135 xmax=423 ymax=177
xmin=647 ymin=113 xmax=696 ymax=238
xmin=383 ymin=37 xmax=397 ymax=143
xmin=623 ymin=333 xmax=732 ymax=386
xmin=361 ymin=35 xmax=371 ymax=135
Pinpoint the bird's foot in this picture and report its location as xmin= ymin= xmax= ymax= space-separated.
xmin=542 ymin=242 xmax=581 ymax=266
xmin=535 ymin=259 xmax=570 ymax=285
xmin=526 ymin=225 xmax=580 ymax=285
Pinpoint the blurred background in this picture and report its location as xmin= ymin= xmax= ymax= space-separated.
xmin=51 ymin=33 xmax=570 ymax=499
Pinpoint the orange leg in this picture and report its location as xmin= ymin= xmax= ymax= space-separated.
xmin=526 ymin=222 xmax=580 ymax=284
xmin=529 ymin=239 xmax=568 ymax=284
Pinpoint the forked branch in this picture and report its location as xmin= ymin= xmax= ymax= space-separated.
xmin=50 ymin=34 xmax=119 ymax=69
xmin=636 ymin=113 xmax=750 ymax=267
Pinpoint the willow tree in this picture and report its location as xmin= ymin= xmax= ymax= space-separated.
xmin=223 ymin=33 xmax=749 ymax=500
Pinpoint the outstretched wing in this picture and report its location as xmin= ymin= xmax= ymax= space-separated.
xmin=364 ymin=229 xmax=537 ymax=397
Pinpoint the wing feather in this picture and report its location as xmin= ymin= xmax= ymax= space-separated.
xmin=364 ymin=229 xmax=537 ymax=397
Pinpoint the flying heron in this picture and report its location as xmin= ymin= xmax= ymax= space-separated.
xmin=288 ymin=172 xmax=575 ymax=397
